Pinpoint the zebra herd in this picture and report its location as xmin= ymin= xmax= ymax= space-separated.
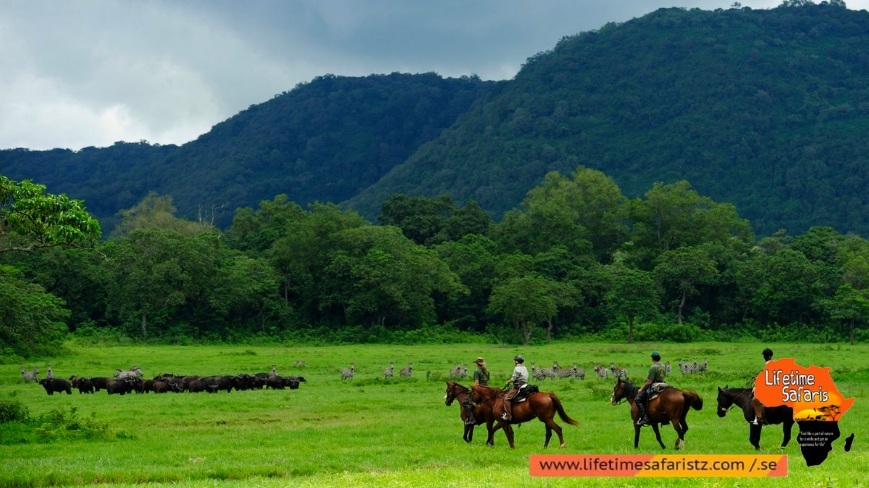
xmin=339 ymin=362 xmax=414 ymax=380
xmin=677 ymin=358 xmax=708 ymax=374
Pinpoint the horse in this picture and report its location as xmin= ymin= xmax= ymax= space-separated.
xmin=444 ymin=381 xmax=497 ymax=443
xmin=716 ymin=386 xmax=794 ymax=450
xmin=469 ymin=384 xmax=579 ymax=449
xmin=610 ymin=378 xmax=703 ymax=450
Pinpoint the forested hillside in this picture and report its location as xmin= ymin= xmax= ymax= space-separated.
xmin=0 ymin=73 xmax=493 ymax=232
xmin=347 ymin=3 xmax=869 ymax=236
xmin=1 ymin=3 xmax=867 ymax=237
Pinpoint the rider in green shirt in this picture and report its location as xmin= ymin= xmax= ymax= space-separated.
xmin=636 ymin=351 xmax=666 ymax=426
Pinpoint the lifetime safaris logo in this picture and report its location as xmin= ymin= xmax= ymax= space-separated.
xmin=754 ymin=358 xmax=856 ymax=466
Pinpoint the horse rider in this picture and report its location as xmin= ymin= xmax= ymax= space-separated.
xmin=501 ymin=355 xmax=529 ymax=422
xmin=463 ymin=357 xmax=490 ymax=425
xmin=751 ymin=347 xmax=774 ymax=425
xmin=636 ymin=351 xmax=667 ymax=426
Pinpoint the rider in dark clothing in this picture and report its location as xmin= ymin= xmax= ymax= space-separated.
xmin=636 ymin=351 xmax=666 ymax=426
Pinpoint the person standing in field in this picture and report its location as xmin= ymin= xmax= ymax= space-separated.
xmin=501 ymin=355 xmax=529 ymax=422
xmin=463 ymin=356 xmax=489 ymax=425
xmin=635 ymin=351 xmax=667 ymax=426
xmin=751 ymin=347 xmax=774 ymax=425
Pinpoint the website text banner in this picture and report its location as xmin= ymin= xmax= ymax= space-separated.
xmin=530 ymin=454 xmax=787 ymax=477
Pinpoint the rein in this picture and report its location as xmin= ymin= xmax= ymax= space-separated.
xmin=612 ymin=380 xmax=637 ymax=405
xmin=721 ymin=388 xmax=752 ymax=412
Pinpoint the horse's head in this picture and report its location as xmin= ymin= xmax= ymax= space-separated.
xmin=611 ymin=378 xmax=627 ymax=405
xmin=469 ymin=384 xmax=496 ymax=404
xmin=716 ymin=386 xmax=733 ymax=417
xmin=445 ymin=381 xmax=465 ymax=406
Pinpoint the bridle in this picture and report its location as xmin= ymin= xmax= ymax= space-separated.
xmin=718 ymin=388 xmax=751 ymax=414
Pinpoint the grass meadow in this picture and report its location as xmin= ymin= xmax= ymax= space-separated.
xmin=0 ymin=341 xmax=866 ymax=488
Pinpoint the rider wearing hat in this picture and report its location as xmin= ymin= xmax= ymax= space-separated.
xmin=636 ymin=351 xmax=667 ymax=426
xmin=463 ymin=357 xmax=490 ymax=425
xmin=501 ymin=355 xmax=529 ymax=422
xmin=751 ymin=347 xmax=774 ymax=425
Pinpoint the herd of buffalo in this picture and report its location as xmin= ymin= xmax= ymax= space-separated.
xmin=22 ymin=366 xmax=306 ymax=395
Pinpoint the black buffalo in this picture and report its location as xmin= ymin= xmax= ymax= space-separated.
xmin=39 ymin=378 xmax=72 ymax=395
xmin=203 ymin=375 xmax=233 ymax=393
xmin=70 ymin=376 xmax=95 ymax=394
xmin=90 ymin=377 xmax=111 ymax=392
xmin=106 ymin=378 xmax=139 ymax=395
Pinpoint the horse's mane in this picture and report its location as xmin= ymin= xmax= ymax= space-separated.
xmin=618 ymin=378 xmax=639 ymax=399
xmin=452 ymin=382 xmax=469 ymax=391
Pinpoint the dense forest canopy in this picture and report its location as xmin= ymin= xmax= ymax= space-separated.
xmin=1 ymin=166 xmax=866 ymax=358
xmin=0 ymin=4 xmax=866 ymax=238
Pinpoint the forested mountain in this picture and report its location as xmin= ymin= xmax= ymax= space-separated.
xmin=1 ymin=3 xmax=866 ymax=236
xmin=0 ymin=73 xmax=494 ymax=232
xmin=347 ymin=3 xmax=869 ymax=236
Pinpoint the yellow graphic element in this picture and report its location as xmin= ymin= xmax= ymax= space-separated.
xmin=754 ymin=358 xmax=854 ymax=420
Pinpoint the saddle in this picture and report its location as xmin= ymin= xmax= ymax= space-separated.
xmin=648 ymin=382 xmax=671 ymax=401
xmin=512 ymin=384 xmax=539 ymax=403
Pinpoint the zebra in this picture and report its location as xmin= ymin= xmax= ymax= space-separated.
xmin=558 ymin=363 xmax=577 ymax=379
xmin=341 ymin=364 xmax=355 ymax=380
xmin=697 ymin=358 xmax=708 ymax=372
xmin=664 ymin=361 xmax=672 ymax=374
xmin=536 ymin=362 xmax=559 ymax=380
xmin=21 ymin=367 xmax=39 ymax=383
xmin=115 ymin=367 xmax=143 ymax=379
xmin=593 ymin=364 xmax=609 ymax=379
xmin=293 ymin=360 xmax=307 ymax=367
xmin=270 ymin=365 xmax=278 ymax=377
xmin=609 ymin=363 xmax=627 ymax=379
xmin=384 ymin=363 xmax=394 ymax=379
xmin=399 ymin=363 xmax=413 ymax=378
xmin=575 ymin=366 xmax=586 ymax=380
xmin=449 ymin=362 xmax=463 ymax=378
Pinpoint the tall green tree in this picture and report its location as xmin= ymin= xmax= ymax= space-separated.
xmin=628 ymin=180 xmax=753 ymax=268
xmin=1 ymin=174 xmax=101 ymax=252
xmin=0 ymin=265 xmax=70 ymax=356
xmin=822 ymin=285 xmax=868 ymax=345
xmin=492 ymin=167 xmax=628 ymax=261
xmin=488 ymin=274 xmax=558 ymax=345
xmin=322 ymin=225 xmax=467 ymax=328
xmin=604 ymin=264 xmax=659 ymax=343
xmin=104 ymin=228 xmax=214 ymax=337
xmin=654 ymin=245 xmax=719 ymax=325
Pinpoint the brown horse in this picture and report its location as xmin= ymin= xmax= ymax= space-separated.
xmin=444 ymin=381 xmax=494 ymax=443
xmin=610 ymin=378 xmax=703 ymax=450
xmin=469 ymin=384 xmax=579 ymax=449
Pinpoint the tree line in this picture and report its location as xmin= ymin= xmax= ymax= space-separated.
xmin=1 ymin=167 xmax=866 ymax=357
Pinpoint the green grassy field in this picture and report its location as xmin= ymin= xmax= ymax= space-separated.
xmin=1 ymin=341 xmax=866 ymax=488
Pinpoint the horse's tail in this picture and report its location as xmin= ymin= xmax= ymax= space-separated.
xmin=684 ymin=391 xmax=703 ymax=411
xmin=549 ymin=393 xmax=579 ymax=427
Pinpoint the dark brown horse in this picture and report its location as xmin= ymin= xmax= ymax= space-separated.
xmin=610 ymin=378 xmax=703 ymax=449
xmin=716 ymin=386 xmax=794 ymax=450
xmin=469 ymin=384 xmax=579 ymax=449
xmin=444 ymin=381 xmax=494 ymax=443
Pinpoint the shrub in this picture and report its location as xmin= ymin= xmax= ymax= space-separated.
xmin=0 ymin=400 xmax=29 ymax=423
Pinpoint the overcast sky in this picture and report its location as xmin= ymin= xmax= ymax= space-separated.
xmin=2 ymin=0 xmax=867 ymax=151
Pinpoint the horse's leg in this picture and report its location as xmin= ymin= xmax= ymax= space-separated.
xmin=540 ymin=415 xmax=564 ymax=449
xmin=651 ymin=424 xmax=665 ymax=449
xmin=634 ymin=424 xmax=641 ymax=448
xmin=748 ymin=423 xmax=760 ymax=450
xmin=486 ymin=419 xmax=496 ymax=446
xmin=465 ymin=423 xmax=474 ymax=443
xmin=503 ymin=423 xmax=516 ymax=449
xmin=782 ymin=418 xmax=794 ymax=448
